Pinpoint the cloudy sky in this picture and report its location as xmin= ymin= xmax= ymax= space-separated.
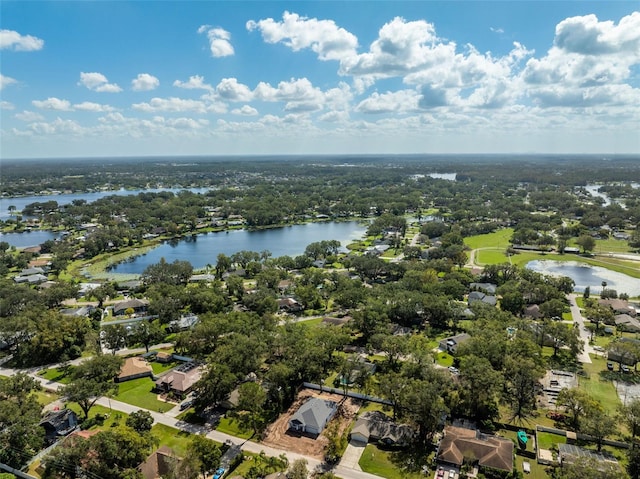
xmin=1 ymin=1 xmax=639 ymax=159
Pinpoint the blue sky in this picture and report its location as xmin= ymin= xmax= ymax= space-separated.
xmin=1 ymin=1 xmax=639 ymax=159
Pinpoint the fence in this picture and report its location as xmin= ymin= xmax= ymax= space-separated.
xmin=302 ymin=382 xmax=393 ymax=405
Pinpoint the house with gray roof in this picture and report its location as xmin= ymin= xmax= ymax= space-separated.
xmin=350 ymin=411 xmax=414 ymax=446
xmin=468 ymin=291 xmax=497 ymax=307
xmin=288 ymin=397 xmax=338 ymax=436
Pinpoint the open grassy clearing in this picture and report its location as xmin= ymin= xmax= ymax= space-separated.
xmin=114 ymin=377 xmax=175 ymax=412
xmin=579 ymin=355 xmax=621 ymax=416
xmin=475 ymin=249 xmax=509 ymax=264
xmin=464 ymin=228 xmax=514 ymax=250
xmin=39 ymin=366 xmax=73 ymax=384
xmin=216 ymin=416 xmax=254 ymax=440
xmin=358 ymin=444 xmax=425 ymax=479
xmin=151 ymin=423 xmax=198 ymax=457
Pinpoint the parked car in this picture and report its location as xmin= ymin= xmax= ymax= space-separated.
xmin=437 ymin=468 xmax=445 ymax=477
xmin=179 ymin=400 xmax=193 ymax=411
xmin=607 ymin=362 xmax=614 ymax=371
xmin=213 ymin=468 xmax=225 ymax=479
xmin=449 ymin=470 xmax=455 ymax=478
xmin=448 ymin=366 xmax=459 ymax=375
xmin=622 ymin=365 xmax=631 ymax=373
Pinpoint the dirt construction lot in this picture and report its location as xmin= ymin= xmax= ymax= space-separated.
xmin=261 ymin=389 xmax=360 ymax=459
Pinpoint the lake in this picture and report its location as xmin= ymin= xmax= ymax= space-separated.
xmin=526 ymin=260 xmax=640 ymax=297
xmin=0 ymin=187 xmax=211 ymax=220
xmin=110 ymin=221 xmax=369 ymax=274
xmin=0 ymin=230 xmax=61 ymax=248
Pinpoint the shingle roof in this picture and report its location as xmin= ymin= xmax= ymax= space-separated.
xmin=290 ymin=398 xmax=337 ymax=431
xmin=437 ymin=426 xmax=513 ymax=472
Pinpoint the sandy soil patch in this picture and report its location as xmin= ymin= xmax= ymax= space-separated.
xmin=261 ymin=389 xmax=360 ymax=459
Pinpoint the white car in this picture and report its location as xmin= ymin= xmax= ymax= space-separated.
xmin=448 ymin=470 xmax=455 ymax=478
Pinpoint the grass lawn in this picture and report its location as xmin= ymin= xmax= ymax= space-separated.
xmin=358 ymin=444 xmax=424 ymax=479
xmin=536 ymin=432 xmax=566 ymax=450
xmin=476 ymin=249 xmax=509 ymax=265
xmin=434 ymin=352 xmax=454 ymax=367
xmin=151 ymin=423 xmax=197 ymax=457
xmin=579 ymin=356 xmax=621 ymax=416
xmin=39 ymin=366 xmax=74 ymax=384
xmin=358 ymin=401 xmax=393 ymax=416
xmin=151 ymin=360 xmax=179 ymax=375
xmin=216 ymin=416 xmax=254 ymax=440
xmin=594 ymin=238 xmax=634 ymax=254
xmin=114 ymin=377 xmax=175 ymax=412
xmin=464 ymin=228 xmax=514 ymax=250
xmin=298 ymin=317 xmax=324 ymax=328
xmin=66 ymin=403 xmax=127 ymax=429
xmin=37 ymin=389 xmax=60 ymax=406
xmin=514 ymin=455 xmax=552 ymax=479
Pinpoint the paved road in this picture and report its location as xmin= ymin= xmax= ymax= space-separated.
xmin=567 ymin=293 xmax=595 ymax=364
xmin=2 ymin=365 xmax=382 ymax=479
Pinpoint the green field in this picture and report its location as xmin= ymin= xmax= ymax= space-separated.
xmin=216 ymin=416 xmax=254 ymax=440
xmin=579 ymin=356 xmax=621 ymax=416
xmin=150 ymin=423 xmax=197 ymax=457
xmin=114 ymin=377 xmax=175 ymax=412
xmin=359 ymin=444 xmax=424 ymax=479
xmin=39 ymin=367 xmax=73 ymax=384
xmin=464 ymin=228 xmax=514 ymax=250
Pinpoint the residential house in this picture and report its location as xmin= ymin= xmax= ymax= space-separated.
xmin=60 ymin=305 xmax=95 ymax=317
xmin=350 ymin=411 xmax=415 ymax=446
xmin=599 ymin=298 xmax=636 ymax=317
xmin=524 ymin=304 xmax=543 ymax=319
xmin=468 ymin=291 xmax=497 ymax=307
xmin=167 ymin=313 xmax=199 ymax=333
xmin=439 ymin=333 xmax=471 ymax=355
xmin=469 ymin=283 xmax=497 ymax=295
xmin=117 ymin=357 xmax=154 ymax=383
xmin=278 ymin=297 xmax=303 ymax=313
xmin=13 ymin=273 xmax=48 ymax=284
xmin=39 ymin=409 xmax=79 ymax=444
xmin=138 ymin=446 xmax=181 ymax=479
xmin=615 ymin=314 xmax=640 ymax=333
xmin=288 ymin=397 xmax=338 ymax=436
xmin=113 ymin=298 xmax=150 ymax=316
xmin=436 ymin=426 xmax=513 ymax=473
xmin=154 ymin=362 xmax=203 ymax=398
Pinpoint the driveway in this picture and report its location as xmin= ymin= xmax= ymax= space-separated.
xmin=567 ymin=294 xmax=594 ymax=364
xmin=340 ymin=441 xmax=365 ymax=471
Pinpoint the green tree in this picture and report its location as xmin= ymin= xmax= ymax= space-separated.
xmin=620 ymin=398 xmax=640 ymax=443
xmin=185 ymin=435 xmax=221 ymax=479
xmin=503 ymin=357 xmax=544 ymax=422
xmin=287 ymin=459 xmax=308 ymax=479
xmin=0 ymin=373 xmax=44 ymax=468
xmin=556 ymin=388 xmax=597 ymax=432
xmin=237 ymin=381 xmax=267 ymax=436
xmin=125 ymin=409 xmax=154 ymax=434
xmin=63 ymin=355 xmax=123 ymax=419
xmin=575 ymin=235 xmax=596 ymax=254
xmin=581 ymin=407 xmax=617 ymax=451
xmin=192 ymin=363 xmax=236 ymax=412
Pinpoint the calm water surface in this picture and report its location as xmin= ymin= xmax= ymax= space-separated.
xmin=0 ymin=230 xmax=61 ymax=248
xmin=112 ymin=221 xmax=368 ymax=274
xmin=526 ymin=260 xmax=640 ymax=297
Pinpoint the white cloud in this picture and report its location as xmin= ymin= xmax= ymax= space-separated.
xmin=521 ymin=12 xmax=640 ymax=108
xmin=15 ymin=110 xmax=44 ymax=121
xmin=132 ymin=97 xmax=208 ymax=113
xmin=254 ymin=77 xmax=323 ymax=103
xmin=131 ymin=73 xmax=159 ymax=91
xmin=174 ymin=75 xmax=213 ymax=91
xmin=198 ymin=25 xmax=234 ymax=57
xmin=215 ymin=78 xmax=253 ymax=101
xmin=74 ymin=101 xmax=116 ymax=112
xmin=1 ymin=101 xmax=14 ymax=110
xmin=247 ymin=11 xmax=358 ymax=61
xmin=356 ymin=90 xmax=420 ymax=114
xmin=231 ymin=105 xmax=258 ymax=116
xmin=28 ymin=117 xmax=83 ymax=135
xmin=32 ymin=97 xmax=73 ymax=111
xmin=0 ymin=73 xmax=17 ymax=90
xmin=318 ymin=110 xmax=350 ymax=122
xmin=490 ymin=27 xmax=504 ymax=34
xmin=0 ymin=29 xmax=44 ymax=51
xmin=78 ymin=72 xmax=122 ymax=92
xmin=554 ymin=12 xmax=640 ymax=57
